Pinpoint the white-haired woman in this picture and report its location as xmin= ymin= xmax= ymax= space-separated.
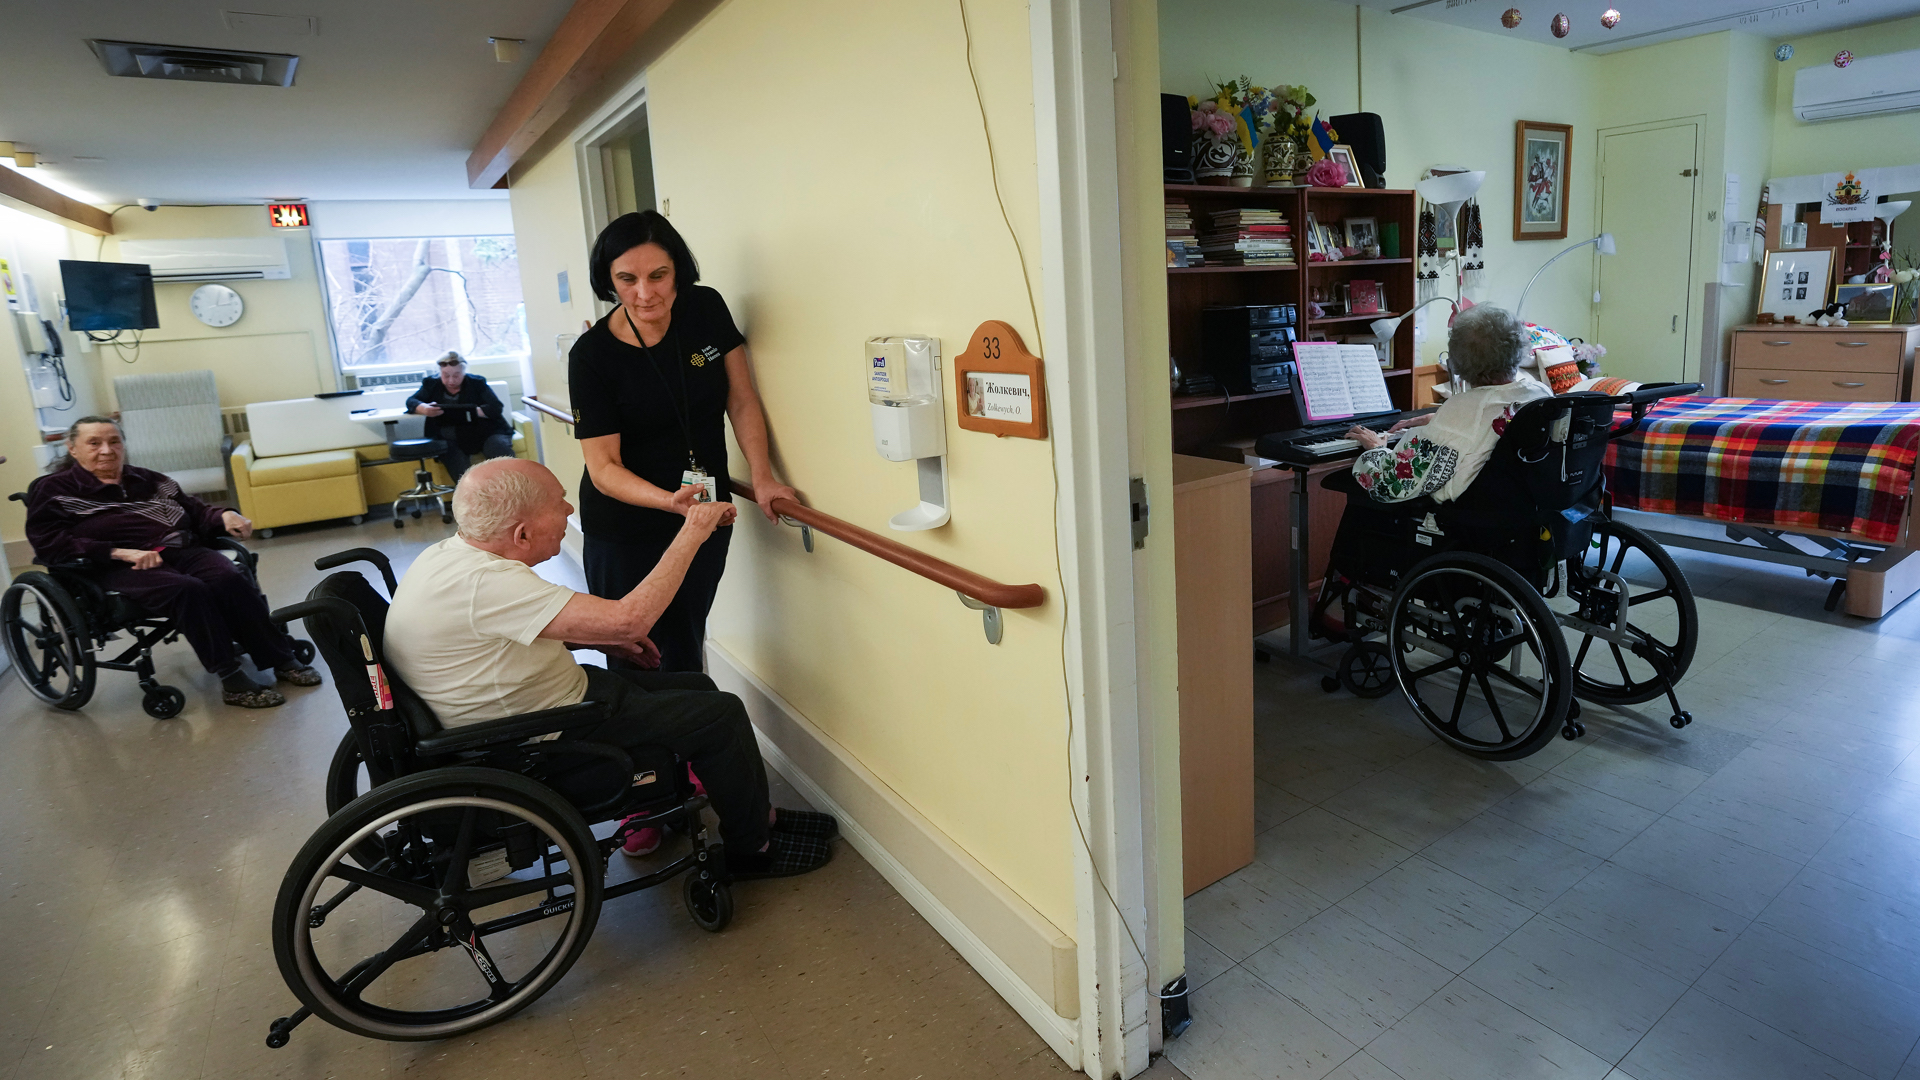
xmin=1347 ymin=304 xmax=1551 ymax=503
xmin=407 ymin=351 xmax=516 ymax=484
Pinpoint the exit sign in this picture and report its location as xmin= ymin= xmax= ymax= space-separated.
xmin=267 ymin=203 xmax=309 ymax=228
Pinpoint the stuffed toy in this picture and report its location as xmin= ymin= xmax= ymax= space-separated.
xmin=1808 ymin=302 xmax=1850 ymax=327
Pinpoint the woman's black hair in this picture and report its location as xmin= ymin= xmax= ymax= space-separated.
xmin=588 ymin=210 xmax=700 ymax=303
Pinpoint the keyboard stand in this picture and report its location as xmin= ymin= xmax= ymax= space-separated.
xmin=1265 ymin=459 xmax=1341 ymax=677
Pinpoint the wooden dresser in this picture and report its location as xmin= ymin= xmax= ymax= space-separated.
xmin=1727 ymin=323 xmax=1920 ymax=402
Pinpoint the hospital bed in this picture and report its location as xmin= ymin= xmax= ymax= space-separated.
xmin=1603 ymin=396 xmax=1920 ymax=619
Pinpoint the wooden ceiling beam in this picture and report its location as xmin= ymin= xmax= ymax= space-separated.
xmin=0 ymin=167 xmax=112 ymax=236
xmin=466 ymin=0 xmax=676 ymax=190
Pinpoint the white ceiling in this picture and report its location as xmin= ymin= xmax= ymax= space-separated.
xmin=1354 ymin=0 xmax=1920 ymax=54
xmin=0 ymin=0 xmax=576 ymax=207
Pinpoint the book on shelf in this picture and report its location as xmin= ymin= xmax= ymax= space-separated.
xmin=1347 ymin=279 xmax=1381 ymax=315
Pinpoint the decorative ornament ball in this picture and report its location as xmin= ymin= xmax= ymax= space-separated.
xmin=1835 ymin=50 xmax=1854 ymax=67
xmin=1551 ymin=12 xmax=1571 ymax=38
xmin=1776 ymin=43 xmax=1794 ymax=61
xmin=1501 ymin=8 xmax=1522 ymax=28
xmin=1601 ymin=8 xmax=1621 ymax=29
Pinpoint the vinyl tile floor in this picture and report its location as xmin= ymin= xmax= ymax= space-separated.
xmin=0 ymin=515 xmax=1100 ymax=1080
xmin=1175 ymin=543 xmax=1920 ymax=1080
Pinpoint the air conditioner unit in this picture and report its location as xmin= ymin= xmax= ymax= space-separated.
xmin=1794 ymin=48 xmax=1920 ymax=122
xmin=115 ymin=237 xmax=291 ymax=283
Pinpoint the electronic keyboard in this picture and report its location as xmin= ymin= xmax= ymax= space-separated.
xmin=1255 ymin=407 xmax=1437 ymax=466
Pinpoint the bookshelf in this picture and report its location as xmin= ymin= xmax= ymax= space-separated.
xmin=1166 ymin=182 xmax=1418 ymax=633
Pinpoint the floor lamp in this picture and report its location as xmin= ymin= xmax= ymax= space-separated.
xmin=1516 ymin=232 xmax=1617 ymax=322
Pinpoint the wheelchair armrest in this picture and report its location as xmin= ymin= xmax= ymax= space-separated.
xmin=314 ymin=547 xmax=398 ymax=595
xmin=414 ymin=700 xmax=612 ymax=756
xmin=1609 ymin=382 xmax=1703 ymax=440
xmin=271 ymin=596 xmax=367 ymax=634
xmin=203 ymin=535 xmax=259 ymax=573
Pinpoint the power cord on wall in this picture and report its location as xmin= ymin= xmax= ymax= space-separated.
xmin=957 ymin=0 xmax=1186 ymax=1007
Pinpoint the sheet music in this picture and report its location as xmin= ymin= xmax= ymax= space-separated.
xmin=1293 ymin=342 xmax=1395 ymax=421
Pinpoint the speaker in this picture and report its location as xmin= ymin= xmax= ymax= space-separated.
xmin=1162 ymin=93 xmax=1194 ymax=184
xmin=1328 ymin=112 xmax=1386 ymax=188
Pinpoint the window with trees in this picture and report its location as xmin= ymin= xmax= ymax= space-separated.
xmin=317 ymin=236 xmax=528 ymax=369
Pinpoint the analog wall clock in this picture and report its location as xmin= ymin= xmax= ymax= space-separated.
xmin=189 ymin=283 xmax=244 ymax=327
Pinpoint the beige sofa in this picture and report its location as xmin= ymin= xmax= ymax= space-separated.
xmin=229 ymin=441 xmax=366 ymax=534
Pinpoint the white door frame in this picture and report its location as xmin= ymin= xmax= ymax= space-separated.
xmin=1030 ymin=2 xmax=1154 ymax=1077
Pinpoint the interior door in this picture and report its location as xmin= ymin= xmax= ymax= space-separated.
xmin=1596 ymin=123 xmax=1699 ymax=383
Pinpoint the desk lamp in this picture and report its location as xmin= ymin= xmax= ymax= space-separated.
xmin=1373 ymin=296 xmax=1464 ymax=397
xmin=1515 ymin=232 xmax=1616 ymax=321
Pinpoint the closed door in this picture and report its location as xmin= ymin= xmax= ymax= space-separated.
xmin=1596 ymin=123 xmax=1699 ymax=383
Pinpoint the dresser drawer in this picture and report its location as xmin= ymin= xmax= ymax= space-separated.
xmin=1733 ymin=331 xmax=1904 ymax=374
xmin=1730 ymin=367 xmax=1900 ymax=401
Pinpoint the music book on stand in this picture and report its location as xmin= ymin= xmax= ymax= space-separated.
xmin=1290 ymin=342 xmax=1396 ymax=422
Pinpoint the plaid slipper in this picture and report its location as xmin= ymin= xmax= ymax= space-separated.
xmin=773 ymin=808 xmax=838 ymax=840
xmin=726 ymin=829 xmax=832 ymax=880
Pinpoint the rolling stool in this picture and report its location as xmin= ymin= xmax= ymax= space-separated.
xmin=388 ymin=437 xmax=454 ymax=527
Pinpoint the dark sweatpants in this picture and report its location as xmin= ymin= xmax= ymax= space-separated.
xmin=97 ymin=546 xmax=295 ymax=675
xmin=583 ymin=527 xmax=732 ymax=673
xmin=437 ymin=432 xmax=515 ymax=484
xmin=547 ymin=666 xmax=770 ymax=853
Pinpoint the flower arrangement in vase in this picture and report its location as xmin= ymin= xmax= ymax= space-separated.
xmin=1190 ymin=77 xmax=1276 ymax=187
xmin=1262 ymin=84 xmax=1316 ymax=186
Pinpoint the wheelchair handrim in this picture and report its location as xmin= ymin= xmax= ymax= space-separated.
xmin=291 ymin=795 xmax=589 ymax=1040
xmin=1391 ymin=562 xmax=1565 ymax=755
xmin=2 ymin=581 xmax=89 ymax=705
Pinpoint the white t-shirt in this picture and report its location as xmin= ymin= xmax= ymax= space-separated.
xmin=383 ymin=537 xmax=587 ymax=727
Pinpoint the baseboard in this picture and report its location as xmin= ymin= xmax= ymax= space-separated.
xmin=705 ymin=641 xmax=1083 ymax=1068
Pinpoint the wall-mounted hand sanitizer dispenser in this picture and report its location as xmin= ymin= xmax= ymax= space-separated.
xmin=866 ymin=336 xmax=949 ymax=530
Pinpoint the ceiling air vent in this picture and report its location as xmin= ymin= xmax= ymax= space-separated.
xmin=87 ymin=40 xmax=299 ymax=87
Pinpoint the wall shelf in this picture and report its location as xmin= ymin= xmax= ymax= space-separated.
xmin=1309 ymin=258 xmax=1410 ymax=269
xmin=1170 ymin=265 xmax=1299 ymax=275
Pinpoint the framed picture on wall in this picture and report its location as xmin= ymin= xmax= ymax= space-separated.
xmin=1514 ymin=120 xmax=1572 ymax=241
xmin=1757 ymin=247 xmax=1838 ymax=319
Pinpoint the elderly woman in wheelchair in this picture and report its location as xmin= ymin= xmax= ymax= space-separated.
xmin=261 ymin=458 xmax=834 ymax=1048
xmin=5 ymin=416 xmax=318 ymax=716
xmin=1303 ymin=306 xmax=1701 ymax=760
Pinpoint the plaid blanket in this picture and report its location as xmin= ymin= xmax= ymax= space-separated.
xmin=1604 ymin=397 xmax=1920 ymax=544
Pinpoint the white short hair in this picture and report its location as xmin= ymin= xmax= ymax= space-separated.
xmin=453 ymin=462 xmax=548 ymax=543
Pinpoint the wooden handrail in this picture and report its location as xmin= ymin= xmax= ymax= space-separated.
xmin=523 ymin=396 xmax=574 ymax=423
xmin=514 ymin=394 xmax=1044 ymax=609
xmin=733 ymin=481 xmax=1046 ymax=610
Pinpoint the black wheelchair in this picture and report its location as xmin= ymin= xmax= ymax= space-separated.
xmin=1289 ymin=384 xmax=1702 ymax=760
xmin=263 ymin=547 xmax=734 ymax=1047
xmin=1 ymin=489 xmax=314 ymax=719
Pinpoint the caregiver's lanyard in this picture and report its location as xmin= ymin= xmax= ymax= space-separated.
xmin=626 ymin=307 xmax=715 ymax=502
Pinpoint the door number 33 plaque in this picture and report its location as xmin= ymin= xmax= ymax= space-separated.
xmin=955 ymin=320 xmax=1047 ymax=439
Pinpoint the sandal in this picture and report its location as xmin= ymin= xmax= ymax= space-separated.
xmin=275 ymin=664 xmax=323 ymax=687
xmin=773 ymin=808 xmax=838 ymax=840
xmin=223 ymin=686 xmax=286 ymax=709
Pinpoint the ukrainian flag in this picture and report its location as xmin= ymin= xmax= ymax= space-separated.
xmin=1308 ymin=114 xmax=1338 ymax=161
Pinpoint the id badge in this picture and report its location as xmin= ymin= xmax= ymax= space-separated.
xmin=681 ymin=468 xmax=717 ymax=503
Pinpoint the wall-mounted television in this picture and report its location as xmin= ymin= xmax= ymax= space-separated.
xmin=59 ymin=260 xmax=159 ymax=332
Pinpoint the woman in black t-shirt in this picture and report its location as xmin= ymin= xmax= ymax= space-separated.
xmin=568 ymin=210 xmax=799 ymax=672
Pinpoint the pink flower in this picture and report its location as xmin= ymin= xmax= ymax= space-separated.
xmin=1356 ymin=473 xmax=1374 ymax=489
xmin=1396 ymin=460 xmax=1414 ymax=479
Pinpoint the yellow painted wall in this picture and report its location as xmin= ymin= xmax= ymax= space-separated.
xmin=1770 ymin=15 xmax=1920 ymax=179
xmin=98 ymin=206 xmax=336 ymax=409
xmin=509 ymin=0 xmax=1077 ymax=933
xmin=1159 ymin=1 xmax=1604 ymax=360
xmin=505 ymin=145 xmax=595 ymax=514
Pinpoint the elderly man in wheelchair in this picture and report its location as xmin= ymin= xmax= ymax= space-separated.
xmin=4 ymin=416 xmax=319 ymax=716
xmin=263 ymin=457 xmax=834 ymax=1047
xmin=1275 ymin=305 xmax=1701 ymax=760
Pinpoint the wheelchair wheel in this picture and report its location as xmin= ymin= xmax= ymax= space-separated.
xmin=1339 ymin=642 xmax=1396 ymax=698
xmin=273 ymin=766 xmax=603 ymax=1042
xmin=142 ymin=686 xmax=187 ymax=719
xmin=292 ymin=639 xmax=317 ymax=665
xmin=1560 ymin=519 xmax=1698 ymax=705
xmin=684 ymin=871 xmax=734 ymax=933
xmin=1388 ymin=553 xmax=1572 ymax=761
xmin=2 ymin=572 xmax=96 ymax=710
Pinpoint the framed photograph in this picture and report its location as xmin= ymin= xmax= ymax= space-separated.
xmin=1514 ymin=120 xmax=1572 ymax=241
xmin=1328 ymin=145 xmax=1364 ymax=188
xmin=1757 ymin=247 xmax=1838 ymax=319
xmin=1836 ymin=282 xmax=1898 ymax=324
xmin=1344 ymin=216 xmax=1378 ymax=251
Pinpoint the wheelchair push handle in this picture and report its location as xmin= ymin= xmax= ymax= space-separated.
xmin=1609 ymin=381 xmax=1703 ymax=440
xmin=314 ymin=547 xmax=398 ymax=595
xmin=270 ymin=595 xmax=366 ymax=632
